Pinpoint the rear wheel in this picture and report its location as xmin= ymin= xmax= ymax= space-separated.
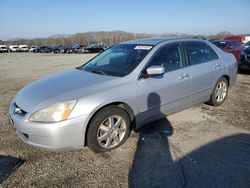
xmin=207 ymin=77 xmax=228 ymax=106
xmin=87 ymin=106 xmax=131 ymax=153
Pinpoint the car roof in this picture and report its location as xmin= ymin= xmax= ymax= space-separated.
xmin=121 ymin=37 xmax=208 ymax=45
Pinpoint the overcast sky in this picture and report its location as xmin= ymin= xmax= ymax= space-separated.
xmin=0 ymin=0 xmax=249 ymax=40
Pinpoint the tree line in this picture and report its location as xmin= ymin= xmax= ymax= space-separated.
xmin=1 ymin=31 xmax=248 ymax=46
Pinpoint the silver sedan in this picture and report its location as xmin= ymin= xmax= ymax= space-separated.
xmin=9 ymin=38 xmax=237 ymax=153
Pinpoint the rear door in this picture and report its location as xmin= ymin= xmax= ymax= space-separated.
xmin=184 ymin=41 xmax=222 ymax=105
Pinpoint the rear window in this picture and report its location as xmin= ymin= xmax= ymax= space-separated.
xmin=228 ymin=41 xmax=242 ymax=48
xmin=212 ymin=41 xmax=227 ymax=48
xmin=186 ymin=42 xmax=219 ymax=65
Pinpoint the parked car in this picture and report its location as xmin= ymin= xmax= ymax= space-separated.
xmin=244 ymin=41 xmax=250 ymax=48
xmin=224 ymin=36 xmax=244 ymax=44
xmin=83 ymin=45 xmax=104 ymax=53
xmin=49 ymin=45 xmax=62 ymax=53
xmin=59 ymin=45 xmax=75 ymax=53
xmin=212 ymin=40 xmax=244 ymax=62
xmin=30 ymin=46 xmax=38 ymax=52
xmin=224 ymin=35 xmax=250 ymax=44
xmin=0 ymin=45 xmax=8 ymax=53
xmin=32 ymin=47 xmax=40 ymax=53
xmin=19 ymin=45 xmax=29 ymax=52
xmin=9 ymin=45 xmax=19 ymax=52
xmin=33 ymin=46 xmax=42 ymax=53
xmin=72 ymin=45 xmax=86 ymax=53
xmin=239 ymin=47 xmax=250 ymax=72
xmin=8 ymin=38 xmax=237 ymax=153
xmin=33 ymin=46 xmax=50 ymax=53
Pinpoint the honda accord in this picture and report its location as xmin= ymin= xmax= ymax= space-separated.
xmin=9 ymin=38 xmax=237 ymax=153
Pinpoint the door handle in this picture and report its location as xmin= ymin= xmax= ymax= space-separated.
xmin=213 ymin=64 xmax=221 ymax=69
xmin=179 ymin=73 xmax=190 ymax=79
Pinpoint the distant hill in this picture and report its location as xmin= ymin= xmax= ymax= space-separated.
xmin=1 ymin=30 xmax=249 ymax=46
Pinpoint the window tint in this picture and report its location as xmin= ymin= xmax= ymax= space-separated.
xmin=147 ymin=44 xmax=185 ymax=72
xmin=229 ymin=41 xmax=242 ymax=48
xmin=186 ymin=42 xmax=218 ymax=65
xmin=208 ymin=45 xmax=219 ymax=60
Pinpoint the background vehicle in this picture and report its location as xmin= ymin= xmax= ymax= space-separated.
xmin=19 ymin=45 xmax=29 ymax=52
xmin=244 ymin=36 xmax=250 ymax=43
xmin=83 ymin=44 xmax=104 ymax=53
xmin=9 ymin=38 xmax=237 ymax=153
xmin=244 ymin=41 xmax=250 ymax=48
xmin=33 ymin=46 xmax=50 ymax=53
xmin=224 ymin=36 xmax=250 ymax=44
xmin=0 ymin=45 xmax=8 ymax=53
xmin=49 ymin=45 xmax=62 ymax=53
xmin=239 ymin=47 xmax=250 ymax=72
xmin=212 ymin=40 xmax=244 ymax=61
xmin=60 ymin=45 xmax=75 ymax=53
xmin=72 ymin=45 xmax=86 ymax=53
xmin=224 ymin=36 xmax=245 ymax=43
xmin=9 ymin=45 xmax=19 ymax=52
xmin=30 ymin=46 xmax=38 ymax=52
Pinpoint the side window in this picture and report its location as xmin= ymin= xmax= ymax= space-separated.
xmin=208 ymin=46 xmax=219 ymax=60
xmin=186 ymin=42 xmax=218 ymax=65
xmin=231 ymin=41 xmax=242 ymax=48
xmin=147 ymin=44 xmax=185 ymax=72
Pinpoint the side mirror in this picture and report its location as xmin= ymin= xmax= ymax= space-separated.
xmin=146 ymin=66 xmax=165 ymax=76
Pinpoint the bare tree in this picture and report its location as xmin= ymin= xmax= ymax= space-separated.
xmin=3 ymin=31 xmax=248 ymax=46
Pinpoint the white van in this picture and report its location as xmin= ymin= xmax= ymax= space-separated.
xmin=0 ymin=45 xmax=8 ymax=53
xmin=19 ymin=45 xmax=29 ymax=52
xmin=9 ymin=45 xmax=19 ymax=52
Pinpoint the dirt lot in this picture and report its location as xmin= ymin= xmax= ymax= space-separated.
xmin=0 ymin=53 xmax=250 ymax=188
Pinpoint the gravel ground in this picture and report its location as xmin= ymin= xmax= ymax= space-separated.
xmin=0 ymin=53 xmax=249 ymax=188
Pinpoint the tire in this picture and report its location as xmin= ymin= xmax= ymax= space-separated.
xmin=207 ymin=77 xmax=228 ymax=106
xmin=87 ymin=106 xmax=131 ymax=153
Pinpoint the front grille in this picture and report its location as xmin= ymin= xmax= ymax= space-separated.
xmin=13 ymin=103 xmax=27 ymax=117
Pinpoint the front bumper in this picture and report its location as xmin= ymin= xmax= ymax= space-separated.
xmin=9 ymin=103 xmax=89 ymax=151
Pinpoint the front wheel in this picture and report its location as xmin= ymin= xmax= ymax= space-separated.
xmin=207 ymin=77 xmax=228 ymax=106
xmin=87 ymin=106 xmax=131 ymax=153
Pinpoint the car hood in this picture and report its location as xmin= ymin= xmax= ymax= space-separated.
xmin=15 ymin=69 xmax=118 ymax=112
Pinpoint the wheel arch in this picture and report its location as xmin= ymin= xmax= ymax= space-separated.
xmin=221 ymin=74 xmax=230 ymax=86
xmin=84 ymin=101 xmax=135 ymax=146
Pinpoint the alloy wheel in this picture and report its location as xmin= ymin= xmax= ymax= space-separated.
xmin=97 ymin=115 xmax=127 ymax=149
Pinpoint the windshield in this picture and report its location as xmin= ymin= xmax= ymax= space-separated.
xmin=80 ymin=44 xmax=153 ymax=77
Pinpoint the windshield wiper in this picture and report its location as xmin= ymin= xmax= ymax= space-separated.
xmin=90 ymin=69 xmax=106 ymax=75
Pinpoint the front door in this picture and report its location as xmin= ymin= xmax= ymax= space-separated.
xmin=136 ymin=43 xmax=191 ymax=126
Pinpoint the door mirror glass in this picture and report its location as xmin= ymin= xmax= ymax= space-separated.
xmin=146 ymin=66 xmax=165 ymax=76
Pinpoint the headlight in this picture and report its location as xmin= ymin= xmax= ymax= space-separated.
xmin=29 ymin=100 xmax=77 ymax=122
